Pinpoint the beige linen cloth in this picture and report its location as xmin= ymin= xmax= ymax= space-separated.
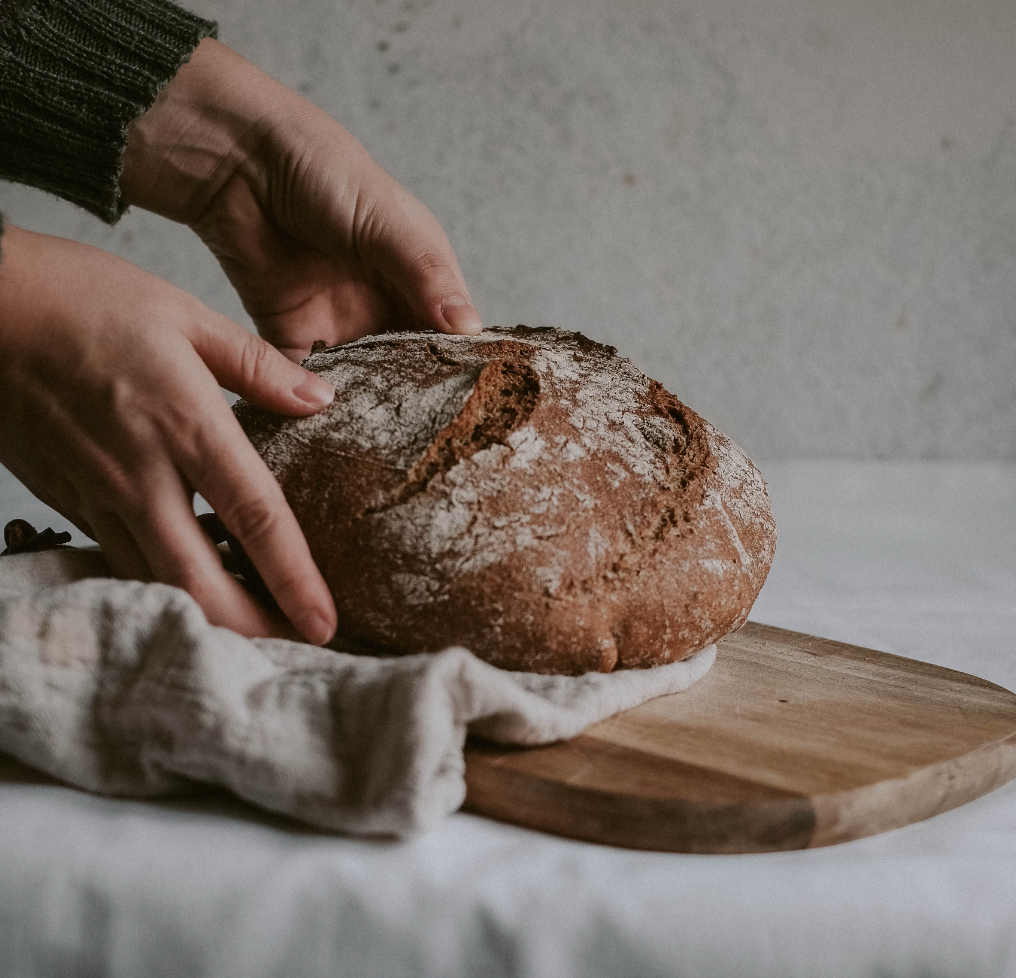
xmin=0 ymin=548 xmax=714 ymax=838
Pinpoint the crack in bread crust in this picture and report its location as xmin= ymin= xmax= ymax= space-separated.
xmin=363 ymin=352 xmax=541 ymax=515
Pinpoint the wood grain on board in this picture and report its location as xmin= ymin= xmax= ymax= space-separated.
xmin=463 ymin=622 xmax=1016 ymax=853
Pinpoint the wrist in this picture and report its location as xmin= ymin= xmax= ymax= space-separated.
xmin=119 ymin=39 xmax=277 ymax=225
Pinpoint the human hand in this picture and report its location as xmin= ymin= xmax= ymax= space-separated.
xmin=120 ymin=38 xmax=482 ymax=361
xmin=0 ymin=226 xmax=338 ymax=644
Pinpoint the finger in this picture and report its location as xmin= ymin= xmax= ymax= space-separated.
xmin=190 ymin=311 xmax=335 ymax=414
xmin=86 ymin=510 xmax=152 ymax=582
xmin=173 ymin=391 xmax=337 ymax=645
xmin=119 ymin=473 xmax=294 ymax=640
xmin=352 ymin=178 xmax=484 ymax=336
xmin=251 ymin=264 xmax=413 ymax=360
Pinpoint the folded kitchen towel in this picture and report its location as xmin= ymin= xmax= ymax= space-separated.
xmin=0 ymin=549 xmax=714 ymax=837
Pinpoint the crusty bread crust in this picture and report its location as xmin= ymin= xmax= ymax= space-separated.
xmin=235 ymin=327 xmax=777 ymax=674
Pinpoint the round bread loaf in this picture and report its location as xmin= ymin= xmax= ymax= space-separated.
xmin=234 ymin=327 xmax=776 ymax=674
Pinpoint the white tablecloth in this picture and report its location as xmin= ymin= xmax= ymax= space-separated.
xmin=2 ymin=460 xmax=1015 ymax=978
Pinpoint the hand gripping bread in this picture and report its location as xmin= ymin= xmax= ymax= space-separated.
xmin=234 ymin=327 xmax=776 ymax=674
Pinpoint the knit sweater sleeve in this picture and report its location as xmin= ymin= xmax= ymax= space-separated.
xmin=0 ymin=0 xmax=216 ymax=224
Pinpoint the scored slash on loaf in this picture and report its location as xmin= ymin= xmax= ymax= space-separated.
xmin=234 ymin=326 xmax=777 ymax=674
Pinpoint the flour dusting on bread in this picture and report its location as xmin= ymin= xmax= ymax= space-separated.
xmin=235 ymin=326 xmax=777 ymax=674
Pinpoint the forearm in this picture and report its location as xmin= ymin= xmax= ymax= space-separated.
xmin=0 ymin=0 xmax=215 ymax=222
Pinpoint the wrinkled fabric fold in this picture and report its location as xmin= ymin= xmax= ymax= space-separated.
xmin=0 ymin=550 xmax=714 ymax=837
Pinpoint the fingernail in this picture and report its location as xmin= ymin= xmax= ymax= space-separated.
xmin=292 ymin=374 xmax=335 ymax=409
xmin=295 ymin=608 xmax=334 ymax=646
xmin=441 ymin=300 xmax=483 ymax=334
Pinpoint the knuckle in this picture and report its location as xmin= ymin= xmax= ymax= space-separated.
xmin=409 ymin=250 xmax=452 ymax=277
xmin=181 ymin=296 xmax=212 ymax=337
xmin=237 ymin=336 xmax=276 ymax=391
xmin=221 ymin=493 xmax=280 ymax=549
xmin=161 ymin=408 xmax=204 ymax=467
xmin=352 ymin=192 xmax=391 ymax=252
xmin=97 ymin=465 xmax=156 ymax=521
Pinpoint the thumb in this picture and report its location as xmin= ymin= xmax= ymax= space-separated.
xmin=192 ymin=312 xmax=335 ymax=414
xmin=355 ymin=178 xmax=484 ymax=336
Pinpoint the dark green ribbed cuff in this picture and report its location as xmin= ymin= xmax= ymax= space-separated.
xmin=0 ymin=0 xmax=216 ymax=223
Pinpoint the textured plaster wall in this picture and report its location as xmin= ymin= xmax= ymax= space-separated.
xmin=3 ymin=0 xmax=1016 ymax=460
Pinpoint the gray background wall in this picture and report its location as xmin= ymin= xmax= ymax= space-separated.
xmin=3 ymin=0 xmax=1015 ymax=461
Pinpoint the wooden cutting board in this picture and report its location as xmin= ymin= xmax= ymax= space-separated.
xmin=463 ymin=622 xmax=1016 ymax=853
